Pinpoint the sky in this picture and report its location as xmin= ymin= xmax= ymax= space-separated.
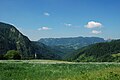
xmin=0 ymin=0 xmax=120 ymax=41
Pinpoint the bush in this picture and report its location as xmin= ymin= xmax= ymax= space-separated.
xmin=4 ymin=50 xmax=21 ymax=60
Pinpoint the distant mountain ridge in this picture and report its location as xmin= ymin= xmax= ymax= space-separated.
xmin=39 ymin=37 xmax=105 ymax=55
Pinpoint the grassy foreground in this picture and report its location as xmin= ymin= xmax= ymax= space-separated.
xmin=0 ymin=60 xmax=120 ymax=80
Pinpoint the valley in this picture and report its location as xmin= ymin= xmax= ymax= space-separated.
xmin=0 ymin=0 xmax=120 ymax=80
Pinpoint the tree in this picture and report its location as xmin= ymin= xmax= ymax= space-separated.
xmin=4 ymin=50 xmax=21 ymax=60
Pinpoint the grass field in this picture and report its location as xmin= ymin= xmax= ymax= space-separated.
xmin=0 ymin=60 xmax=120 ymax=80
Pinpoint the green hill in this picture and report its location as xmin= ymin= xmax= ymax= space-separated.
xmin=68 ymin=40 xmax=120 ymax=62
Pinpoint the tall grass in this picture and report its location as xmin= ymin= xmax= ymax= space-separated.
xmin=0 ymin=61 xmax=120 ymax=80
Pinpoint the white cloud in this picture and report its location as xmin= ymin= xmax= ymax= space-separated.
xmin=85 ymin=21 xmax=102 ymax=28
xmin=38 ymin=27 xmax=51 ymax=30
xmin=64 ymin=23 xmax=72 ymax=27
xmin=43 ymin=12 xmax=50 ymax=16
xmin=92 ymin=30 xmax=102 ymax=34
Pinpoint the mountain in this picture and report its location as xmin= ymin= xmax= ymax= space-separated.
xmin=0 ymin=22 xmax=33 ymax=59
xmin=0 ymin=22 xmax=61 ymax=60
xmin=39 ymin=37 xmax=105 ymax=55
xmin=68 ymin=40 xmax=120 ymax=62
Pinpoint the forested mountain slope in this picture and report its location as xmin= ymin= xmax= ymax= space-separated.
xmin=68 ymin=40 xmax=120 ymax=62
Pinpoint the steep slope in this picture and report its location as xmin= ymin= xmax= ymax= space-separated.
xmin=0 ymin=22 xmax=33 ymax=59
xmin=69 ymin=40 xmax=120 ymax=62
xmin=39 ymin=37 xmax=105 ymax=54
xmin=0 ymin=22 xmax=61 ymax=59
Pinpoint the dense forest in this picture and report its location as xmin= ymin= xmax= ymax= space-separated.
xmin=67 ymin=40 xmax=120 ymax=62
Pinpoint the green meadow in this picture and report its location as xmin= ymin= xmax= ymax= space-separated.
xmin=0 ymin=60 xmax=120 ymax=80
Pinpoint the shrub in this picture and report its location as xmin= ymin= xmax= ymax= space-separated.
xmin=4 ymin=50 xmax=21 ymax=60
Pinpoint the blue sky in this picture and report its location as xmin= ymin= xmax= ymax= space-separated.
xmin=0 ymin=0 xmax=120 ymax=41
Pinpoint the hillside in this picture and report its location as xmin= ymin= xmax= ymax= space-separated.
xmin=31 ymin=41 xmax=62 ymax=59
xmin=0 ymin=22 xmax=61 ymax=59
xmin=0 ymin=22 xmax=33 ymax=59
xmin=68 ymin=40 xmax=120 ymax=62
xmin=39 ymin=37 xmax=105 ymax=54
